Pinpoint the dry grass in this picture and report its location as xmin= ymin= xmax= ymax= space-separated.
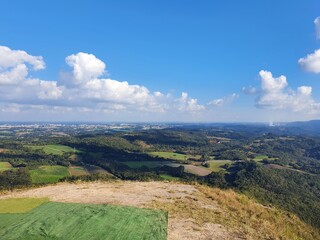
xmin=1 ymin=181 xmax=319 ymax=240
xmin=149 ymin=184 xmax=320 ymax=240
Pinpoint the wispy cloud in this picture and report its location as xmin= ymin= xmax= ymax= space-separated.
xmin=208 ymin=93 xmax=238 ymax=107
xmin=315 ymin=16 xmax=320 ymax=40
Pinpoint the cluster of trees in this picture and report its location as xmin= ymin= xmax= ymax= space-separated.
xmin=0 ymin=168 xmax=31 ymax=190
xmin=224 ymin=161 xmax=320 ymax=228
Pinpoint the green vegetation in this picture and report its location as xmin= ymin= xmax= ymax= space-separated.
xmin=2 ymin=124 xmax=320 ymax=233
xmin=0 ymin=162 xmax=12 ymax=172
xmin=30 ymin=165 xmax=69 ymax=183
xmin=150 ymin=185 xmax=320 ymax=240
xmin=0 ymin=201 xmax=168 ymax=240
xmin=252 ymin=154 xmax=277 ymax=162
xmin=230 ymin=161 xmax=320 ymax=228
xmin=0 ymin=168 xmax=31 ymax=190
xmin=148 ymin=151 xmax=200 ymax=161
xmin=160 ymin=174 xmax=180 ymax=181
xmin=0 ymin=198 xmax=48 ymax=213
xmin=27 ymin=144 xmax=77 ymax=155
xmin=207 ymin=160 xmax=233 ymax=172
xmin=123 ymin=161 xmax=170 ymax=169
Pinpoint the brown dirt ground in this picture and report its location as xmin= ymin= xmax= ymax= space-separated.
xmin=0 ymin=181 xmax=240 ymax=240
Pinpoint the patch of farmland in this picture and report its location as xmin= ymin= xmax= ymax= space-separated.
xmin=30 ymin=165 xmax=69 ymax=184
xmin=160 ymin=174 xmax=180 ymax=181
xmin=0 ymin=198 xmax=48 ymax=213
xmin=207 ymin=160 xmax=233 ymax=172
xmin=84 ymin=164 xmax=113 ymax=175
xmin=0 ymin=200 xmax=167 ymax=240
xmin=26 ymin=144 xmax=78 ymax=155
xmin=0 ymin=162 xmax=13 ymax=172
xmin=68 ymin=166 xmax=88 ymax=176
xmin=252 ymin=155 xmax=277 ymax=162
xmin=183 ymin=165 xmax=212 ymax=176
xmin=148 ymin=151 xmax=201 ymax=161
xmin=123 ymin=161 xmax=211 ymax=176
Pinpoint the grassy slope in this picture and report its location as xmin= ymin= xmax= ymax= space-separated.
xmin=0 ymin=198 xmax=48 ymax=213
xmin=68 ymin=166 xmax=88 ymax=176
xmin=30 ymin=166 xmax=69 ymax=183
xmin=0 ymin=201 xmax=167 ymax=240
xmin=207 ymin=160 xmax=233 ymax=172
xmin=27 ymin=144 xmax=76 ymax=155
xmin=0 ymin=162 xmax=12 ymax=172
xmin=149 ymin=184 xmax=320 ymax=240
xmin=160 ymin=174 xmax=180 ymax=181
xmin=252 ymin=155 xmax=277 ymax=162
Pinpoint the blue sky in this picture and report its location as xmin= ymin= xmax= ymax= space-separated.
xmin=0 ymin=0 xmax=320 ymax=122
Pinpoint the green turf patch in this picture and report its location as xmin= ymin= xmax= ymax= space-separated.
xmin=0 ymin=162 xmax=13 ymax=172
xmin=0 ymin=198 xmax=48 ymax=213
xmin=0 ymin=201 xmax=168 ymax=240
xmin=30 ymin=165 xmax=69 ymax=184
xmin=252 ymin=155 xmax=277 ymax=162
xmin=207 ymin=160 xmax=233 ymax=172
xmin=148 ymin=151 xmax=201 ymax=161
xmin=26 ymin=144 xmax=78 ymax=155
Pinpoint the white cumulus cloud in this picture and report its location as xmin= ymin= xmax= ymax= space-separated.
xmin=255 ymin=70 xmax=320 ymax=113
xmin=66 ymin=52 xmax=106 ymax=85
xmin=298 ymin=49 xmax=320 ymax=74
xmin=0 ymin=46 xmax=45 ymax=70
xmin=0 ymin=45 xmax=208 ymax=117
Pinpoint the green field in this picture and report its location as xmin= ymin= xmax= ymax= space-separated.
xmin=148 ymin=151 xmax=200 ymax=161
xmin=0 ymin=198 xmax=48 ymax=213
xmin=0 ymin=162 xmax=12 ymax=172
xmin=0 ymin=200 xmax=168 ymax=240
xmin=207 ymin=160 xmax=233 ymax=172
xmin=27 ymin=144 xmax=77 ymax=155
xmin=252 ymin=155 xmax=277 ymax=162
xmin=30 ymin=166 xmax=69 ymax=183
xmin=160 ymin=174 xmax=180 ymax=181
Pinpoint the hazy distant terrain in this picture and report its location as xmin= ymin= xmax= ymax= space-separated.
xmin=1 ymin=122 xmax=320 ymax=239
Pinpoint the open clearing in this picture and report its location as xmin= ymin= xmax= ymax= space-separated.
xmin=0 ymin=199 xmax=167 ymax=240
xmin=2 ymin=181 xmax=317 ymax=239
xmin=148 ymin=152 xmax=201 ymax=161
xmin=0 ymin=198 xmax=48 ymax=213
xmin=68 ymin=166 xmax=88 ymax=176
xmin=26 ymin=144 xmax=77 ymax=155
xmin=84 ymin=164 xmax=113 ymax=175
xmin=252 ymin=155 xmax=277 ymax=162
xmin=160 ymin=174 xmax=180 ymax=181
xmin=0 ymin=162 xmax=12 ymax=172
xmin=30 ymin=165 xmax=69 ymax=183
xmin=207 ymin=160 xmax=233 ymax=172
xmin=123 ymin=161 xmax=211 ymax=176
